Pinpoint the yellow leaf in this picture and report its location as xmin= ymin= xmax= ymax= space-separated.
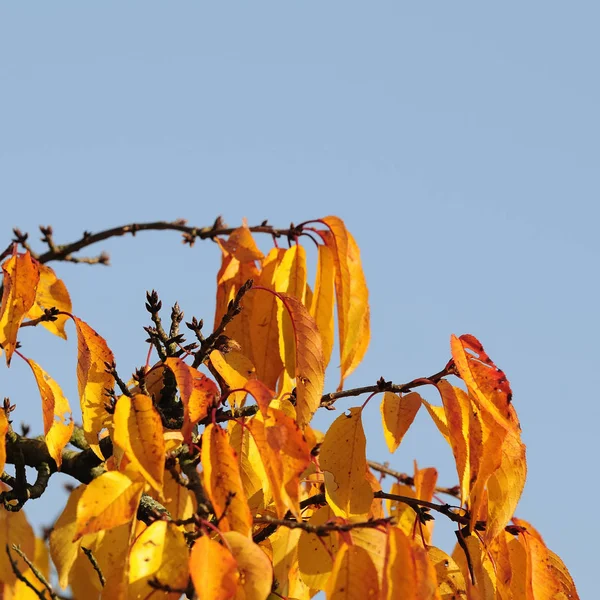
xmin=162 ymin=465 xmax=197 ymax=522
xmin=325 ymin=544 xmax=379 ymax=600
xmin=190 ymin=536 xmax=239 ymax=600
xmin=268 ymin=290 xmax=324 ymax=429
xmin=26 ymin=262 xmax=72 ymax=339
xmin=164 ymin=357 xmax=220 ymax=443
xmin=244 ymin=378 xmax=276 ymax=417
xmin=317 ymin=217 xmax=370 ymax=389
xmin=428 ymin=546 xmax=467 ymax=600
xmin=210 ymin=348 xmax=256 ymax=407
xmin=202 ymin=424 xmax=252 ymax=537
xmin=386 ymin=482 xmax=418 ymax=536
xmin=9 ymin=537 xmax=50 ymax=600
xmin=228 ymin=419 xmax=269 ymax=511
xmin=380 ymin=391 xmax=421 ymax=453
xmin=297 ymin=505 xmax=340 ymax=590
xmin=383 ymin=527 xmax=438 ymax=600
xmin=50 ymin=485 xmax=86 ymax=589
xmin=74 ymin=471 xmax=144 ymax=540
xmin=223 ymin=531 xmax=273 ymax=600
xmin=129 ymin=521 xmax=189 ymax=599
xmin=274 ymin=245 xmax=308 ymax=380
xmin=310 ymin=243 xmax=335 ymax=368
xmin=320 ymin=407 xmax=373 ymax=518
xmin=23 ymin=358 xmax=74 ymax=468
xmin=73 ymin=317 xmax=115 ymax=457
xmin=0 ymin=252 xmax=39 ymax=364
xmin=0 ymin=499 xmax=35 ymax=585
xmin=451 ymin=535 xmax=497 ymax=600
xmin=270 ymin=527 xmax=302 ymax=598
xmin=248 ymin=407 xmax=311 ymax=518
xmin=113 ymin=393 xmax=165 ymax=493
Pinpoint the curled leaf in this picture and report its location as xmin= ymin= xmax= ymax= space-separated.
xmin=0 ymin=252 xmax=39 ymax=364
xmin=24 ymin=357 xmax=74 ymax=468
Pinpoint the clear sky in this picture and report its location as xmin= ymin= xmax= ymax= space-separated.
xmin=1 ymin=3 xmax=598 ymax=596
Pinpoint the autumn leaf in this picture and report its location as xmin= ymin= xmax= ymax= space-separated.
xmin=263 ymin=290 xmax=324 ymax=429
xmin=310 ymin=243 xmax=335 ymax=368
xmin=249 ymin=247 xmax=285 ymax=389
xmin=320 ymin=407 xmax=373 ymax=519
xmin=190 ymin=536 xmax=239 ymax=600
xmin=219 ymin=223 xmax=265 ymax=263
xmin=427 ymin=546 xmax=467 ymax=600
xmin=223 ymin=531 xmax=273 ymax=600
xmin=383 ymin=527 xmax=438 ymax=600
xmin=23 ymin=357 xmax=74 ymax=468
xmin=26 ymin=262 xmax=72 ymax=339
xmin=202 ymin=424 xmax=252 ymax=537
xmin=129 ymin=521 xmax=190 ymax=599
xmin=316 ymin=217 xmax=370 ymax=389
xmin=0 ymin=252 xmax=39 ymax=364
xmin=164 ymin=357 xmax=220 ymax=443
xmin=434 ymin=381 xmax=471 ymax=504
xmin=113 ymin=393 xmax=165 ymax=493
xmin=0 ymin=494 xmax=36 ymax=585
xmin=73 ymin=316 xmax=115 ymax=457
xmin=512 ymin=518 xmax=580 ymax=600
xmin=380 ymin=391 xmax=421 ymax=453
xmin=209 ymin=348 xmax=256 ymax=407
xmin=74 ymin=471 xmax=144 ymax=540
xmin=248 ymin=407 xmax=311 ymax=518
xmin=297 ymin=505 xmax=340 ymax=591
xmin=49 ymin=485 xmax=86 ymax=589
xmin=325 ymin=544 xmax=379 ymax=600
xmin=452 ymin=534 xmax=497 ymax=600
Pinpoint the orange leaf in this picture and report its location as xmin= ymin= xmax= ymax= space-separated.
xmin=244 ymin=378 xmax=275 ymax=417
xmin=248 ymin=248 xmax=285 ymax=389
xmin=202 ymin=424 xmax=252 ymax=537
xmin=113 ymin=393 xmax=165 ymax=493
xmin=248 ymin=407 xmax=311 ymax=518
xmin=0 ymin=252 xmax=39 ymax=364
xmin=320 ymin=407 xmax=373 ymax=518
xmin=434 ymin=381 xmax=471 ymax=504
xmin=73 ymin=317 xmax=115 ymax=458
xmin=219 ymin=224 xmax=264 ymax=263
xmin=383 ymin=527 xmax=439 ymax=600
xmin=24 ymin=358 xmax=74 ymax=468
xmin=223 ymin=531 xmax=273 ymax=600
xmin=325 ymin=544 xmax=379 ymax=600
xmin=267 ymin=290 xmax=324 ymax=429
xmin=317 ymin=217 xmax=370 ymax=389
xmin=128 ymin=521 xmax=189 ymax=599
xmin=450 ymin=334 xmax=518 ymax=430
xmin=74 ymin=471 xmax=144 ymax=540
xmin=452 ymin=534 xmax=497 ymax=600
xmin=190 ymin=536 xmax=239 ymax=600
xmin=164 ymin=357 xmax=219 ymax=443
xmin=310 ymin=243 xmax=335 ymax=368
xmin=380 ymin=391 xmax=421 ymax=452
xmin=26 ymin=262 xmax=72 ymax=339
xmin=510 ymin=520 xmax=579 ymax=600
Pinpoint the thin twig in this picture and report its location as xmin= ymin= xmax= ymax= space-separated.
xmin=8 ymin=544 xmax=59 ymax=599
xmin=254 ymin=515 xmax=393 ymax=535
xmin=81 ymin=546 xmax=105 ymax=587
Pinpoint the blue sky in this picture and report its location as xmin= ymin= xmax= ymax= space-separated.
xmin=1 ymin=3 xmax=597 ymax=596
